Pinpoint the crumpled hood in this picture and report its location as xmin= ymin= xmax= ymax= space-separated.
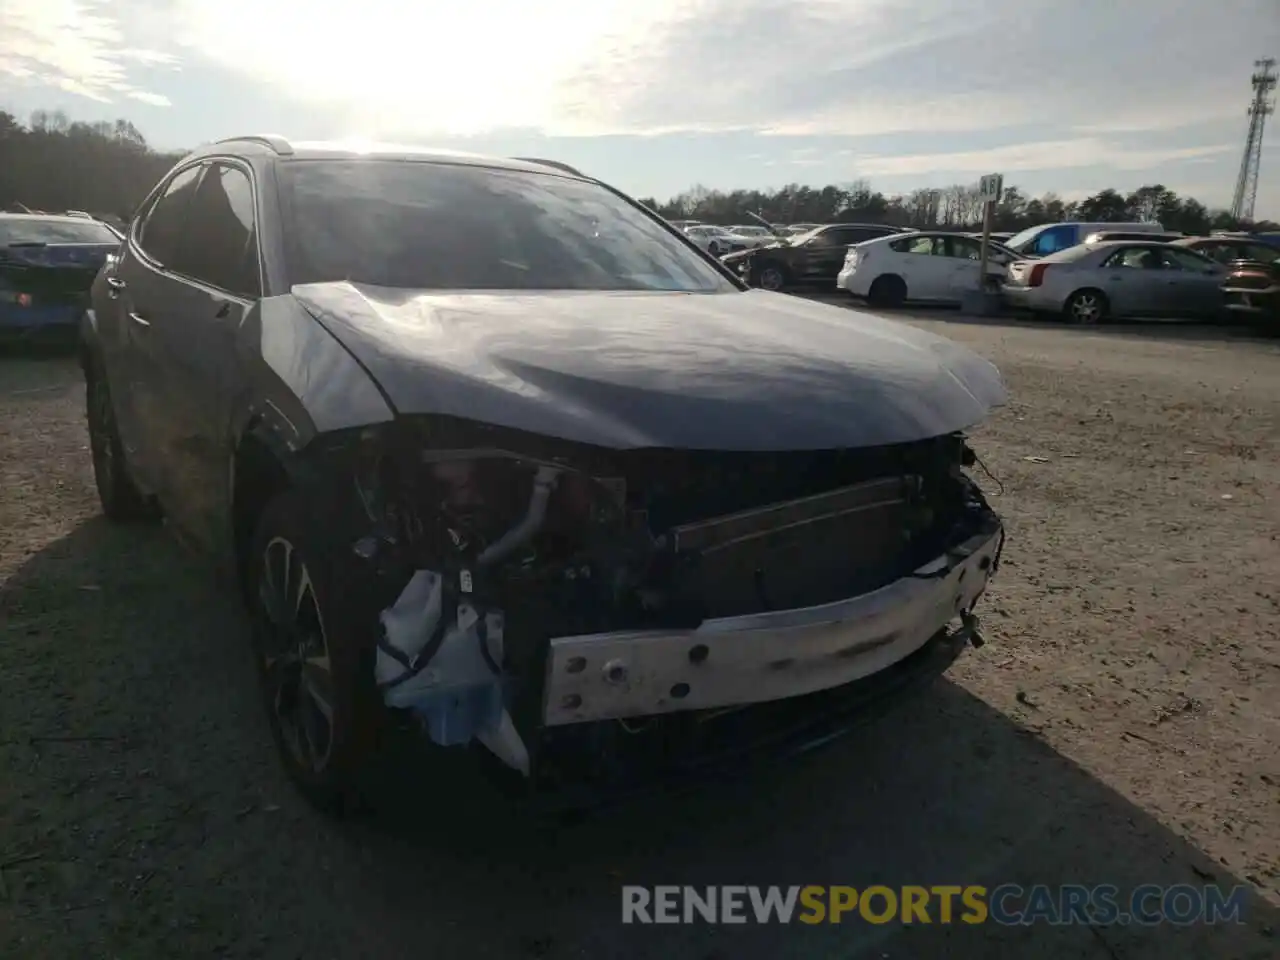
xmin=292 ymin=283 xmax=1007 ymax=451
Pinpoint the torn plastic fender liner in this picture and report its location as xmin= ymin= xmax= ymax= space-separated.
xmin=374 ymin=465 xmax=564 ymax=776
xmin=377 ymin=569 xmax=508 ymax=747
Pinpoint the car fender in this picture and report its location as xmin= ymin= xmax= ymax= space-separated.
xmin=226 ymin=294 xmax=394 ymax=456
xmin=218 ymin=295 xmax=396 ymax=585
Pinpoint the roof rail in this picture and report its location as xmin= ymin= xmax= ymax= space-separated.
xmin=513 ymin=157 xmax=584 ymax=177
xmin=216 ymin=134 xmax=294 ymax=156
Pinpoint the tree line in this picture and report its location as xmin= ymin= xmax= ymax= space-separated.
xmin=1 ymin=108 xmax=1274 ymax=236
xmin=637 ymin=181 xmax=1278 ymax=235
xmin=0 ymin=109 xmax=183 ymax=224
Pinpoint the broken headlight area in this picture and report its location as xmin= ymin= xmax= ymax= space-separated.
xmin=348 ymin=425 xmax=1001 ymax=784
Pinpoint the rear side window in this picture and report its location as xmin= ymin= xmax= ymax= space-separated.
xmin=139 ymin=166 xmax=202 ymax=266
xmin=1030 ymin=225 xmax=1076 ymax=256
xmin=181 ymin=163 xmax=261 ymax=298
xmin=891 ymin=235 xmax=944 ymax=255
xmin=1161 ymin=249 xmax=1216 ymax=271
xmin=1104 ymin=247 xmax=1165 ymax=269
xmin=946 ymin=236 xmax=983 ymax=259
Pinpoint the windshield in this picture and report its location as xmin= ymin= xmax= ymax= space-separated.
xmin=1003 ymin=224 xmax=1048 ymax=251
xmin=0 ymin=217 xmax=120 ymax=245
xmin=281 ymin=160 xmax=736 ymax=293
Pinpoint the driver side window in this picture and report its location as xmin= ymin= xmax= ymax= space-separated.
xmin=137 ymin=165 xmax=203 ymax=267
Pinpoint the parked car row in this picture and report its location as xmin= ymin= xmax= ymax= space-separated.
xmin=999 ymin=233 xmax=1279 ymax=328
xmin=704 ymin=213 xmax=1278 ymax=331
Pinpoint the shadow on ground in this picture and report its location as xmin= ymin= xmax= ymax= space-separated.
xmin=1 ymin=520 xmax=1277 ymax=960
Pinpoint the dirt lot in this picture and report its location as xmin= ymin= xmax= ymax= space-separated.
xmin=1 ymin=313 xmax=1278 ymax=960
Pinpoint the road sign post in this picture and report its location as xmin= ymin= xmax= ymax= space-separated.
xmin=961 ymin=173 xmax=1004 ymax=315
xmin=977 ymin=173 xmax=1004 ymax=290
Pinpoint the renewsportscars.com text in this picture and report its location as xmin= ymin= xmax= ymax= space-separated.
xmin=621 ymin=884 xmax=1248 ymax=926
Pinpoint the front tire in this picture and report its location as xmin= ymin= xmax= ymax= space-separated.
xmin=755 ymin=262 xmax=787 ymax=291
xmin=247 ymin=490 xmax=385 ymax=814
xmin=85 ymin=364 xmax=156 ymax=523
xmin=1063 ymin=289 xmax=1108 ymax=325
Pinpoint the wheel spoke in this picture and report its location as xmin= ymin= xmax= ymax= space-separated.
xmin=259 ymin=538 xmax=294 ymax=628
xmin=256 ymin=536 xmax=335 ymax=773
xmin=301 ymin=661 xmax=334 ymax=721
xmin=298 ymin=662 xmax=334 ymax=771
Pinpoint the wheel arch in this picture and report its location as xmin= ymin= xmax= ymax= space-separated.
xmin=230 ymin=417 xmax=302 ymax=605
xmin=869 ymin=273 xmax=907 ymax=306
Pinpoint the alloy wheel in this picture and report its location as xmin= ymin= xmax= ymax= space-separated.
xmin=1070 ymin=293 xmax=1103 ymax=325
xmin=257 ymin=536 xmax=336 ymax=774
xmin=758 ymin=267 xmax=785 ymax=291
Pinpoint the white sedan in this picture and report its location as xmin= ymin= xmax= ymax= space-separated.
xmin=837 ymin=231 xmax=1018 ymax=307
xmin=727 ymin=225 xmax=779 ymax=248
xmin=682 ymin=225 xmax=754 ymax=256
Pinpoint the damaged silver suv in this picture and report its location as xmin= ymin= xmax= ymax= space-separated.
xmin=80 ymin=136 xmax=1006 ymax=810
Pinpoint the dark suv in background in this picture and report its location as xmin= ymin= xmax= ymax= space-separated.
xmin=720 ymin=222 xmax=905 ymax=292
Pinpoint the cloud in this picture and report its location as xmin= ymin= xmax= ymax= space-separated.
xmin=3 ymin=0 xmax=1277 ymax=166
xmin=851 ymin=139 xmax=1235 ymax=178
xmin=142 ymin=0 xmax=1277 ymax=144
xmin=0 ymin=0 xmax=175 ymax=105
xmin=127 ymin=90 xmax=172 ymax=107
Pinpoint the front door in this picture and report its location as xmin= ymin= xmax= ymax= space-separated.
xmin=111 ymin=163 xmax=205 ymax=493
xmin=147 ymin=161 xmax=263 ymax=549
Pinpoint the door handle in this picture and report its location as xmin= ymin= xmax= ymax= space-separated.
xmin=128 ymin=311 xmax=151 ymax=327
xmin=105 ymin=275 xmax=126 ymax=299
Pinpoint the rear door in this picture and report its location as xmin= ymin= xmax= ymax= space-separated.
xmin=107 ymin=164 xmax=205 ymax=491
xmin=144 ymin=161 xmax=264 ymax=547
xmin=1160 ymin=248 xmax=1225 ymax=318
xmin=1098 ymin=246 xmax=1173 ymax=317
xmin=943 ymin=235 xmax=988 ymax=298
xmin=890 ymin=234 xmax=949 ymax=299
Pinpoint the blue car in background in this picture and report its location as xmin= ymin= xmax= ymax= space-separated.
xmin=1 ymin=214 xmax=121 ymax=342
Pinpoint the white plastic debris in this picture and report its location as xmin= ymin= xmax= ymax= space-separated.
xmin=377 ymin=569 xmax=520 ymax=764
xmin=376 ymin=570 xmax=444 ymax=686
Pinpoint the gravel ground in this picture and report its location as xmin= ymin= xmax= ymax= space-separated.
xmin=1 ymin=313 xmax=1278 ymax=960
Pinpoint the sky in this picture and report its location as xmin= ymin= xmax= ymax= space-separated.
xmin=1 ymin=0 xmax=1278 ymax=216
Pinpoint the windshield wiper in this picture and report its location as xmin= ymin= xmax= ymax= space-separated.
xmin=7 ymin=241 xmax=49 ymax=248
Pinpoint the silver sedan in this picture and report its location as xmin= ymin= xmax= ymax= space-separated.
xmin=1001 ymin=241 xmax=1228 ymax=324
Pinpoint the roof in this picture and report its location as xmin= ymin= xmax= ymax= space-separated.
xmin=190 ymin=136 xmax=588 ymax=179
xmin=0 ymin=212 xmax=100 ymax=224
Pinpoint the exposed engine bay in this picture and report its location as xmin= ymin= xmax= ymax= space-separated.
xmin=341 ymin=417 xmax=1004 ymax=783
